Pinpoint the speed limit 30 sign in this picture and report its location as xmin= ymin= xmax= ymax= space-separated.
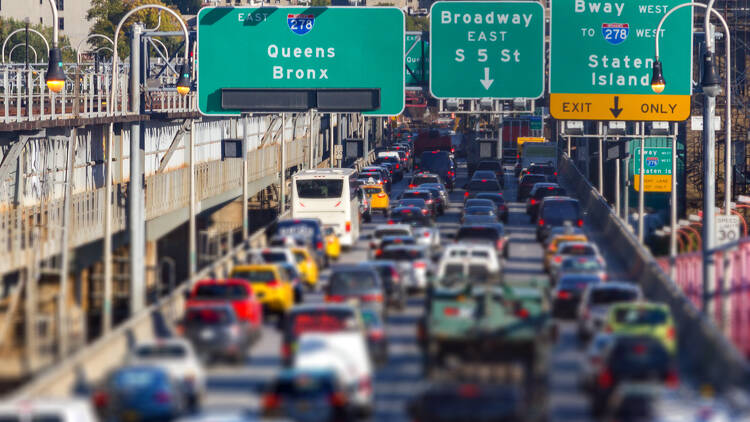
xmin=715 ymin=215 xmax=741 ymax=247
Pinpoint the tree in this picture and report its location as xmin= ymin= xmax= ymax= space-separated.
xmin=311 ymin=0 xmax=331 ymax=5
xmin=162 ymin=0 xmax=202 ymax=15
xmin=0 ymin=17 xmax=75 ymax=63
xmin=86 ymin=0 xmax=184 ymax=60
xmin=406 ymin=15 xmax=428 ymax=31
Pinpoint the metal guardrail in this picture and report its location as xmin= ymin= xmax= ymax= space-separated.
xmin=559 ymin=154 xmax=750 ymax=391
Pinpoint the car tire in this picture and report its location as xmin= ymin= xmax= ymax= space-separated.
xmin=364 ymin=212 xmax=372 ymax=223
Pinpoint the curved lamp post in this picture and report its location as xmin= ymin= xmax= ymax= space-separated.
xmin=1 ymin=28 xmax=50 ymax=63
xmin=44 ymin=0 xmax=66 ymax=93
xmin=8 ymin=44 xmax=38 ymax=64
xmin=75 ymin=34 xmax=115 ymax=65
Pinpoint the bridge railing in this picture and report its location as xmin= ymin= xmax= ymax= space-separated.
xmin=559 ymin=154 xmax=750 ymax=391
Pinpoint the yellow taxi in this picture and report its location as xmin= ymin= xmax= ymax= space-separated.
xmin=605 ymin=302 xmax=676 ymax=354
xmin=361 ymin=184 xmax=390 ymax=216
xmin=323 ymin=227 xmax=340 ymax=262
xmin=291 ymin=247 xmax=319 ymax=286
xmin=544 ymin=234 xmax=588 ymax=272
xmin=230 ymin=264 xmax=294 ymax=313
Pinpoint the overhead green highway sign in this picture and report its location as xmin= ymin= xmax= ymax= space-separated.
xmin=406 ymin=32 xmax=429 ymax=87
xmin=197 ymin=7 xmax=405 ymax=116
xmin=549 ymin=0 xmax=693 ymax=121
xmin=429 ymin=1 xmax=545 ymax=99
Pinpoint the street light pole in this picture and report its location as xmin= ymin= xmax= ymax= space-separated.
xmin=638 ymin=122 xmax=646 ymax=243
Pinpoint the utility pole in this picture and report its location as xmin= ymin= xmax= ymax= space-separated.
xmin=129 ymin=23 xmax=146 ymax=314
xmin=702 ymin=25 xmax=718 ymax=314
xmin=638 ymin=121 xmax=645 ymax=243
xmin=242 ymin=115 xmax=249 ymax=239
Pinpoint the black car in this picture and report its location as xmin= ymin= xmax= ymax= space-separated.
xmin=518 ymin=174 xmax=548 ymax=202
xmin=364 ymin=260 xmax=406 ymax=310
xmin=409 ymin=172 xmax=442 ymax=189
xmin=407 ymin=383 xmax=524 ymax=422
xmin=420 ymin=186 xmax=447 ymax=215
xmin=461 ymin=206 xmax=498 ymax=224
xmin=396 ymin=198 xmax=432 ymax=219
xmin=476 ymin=160 xmax=505 ymax=187
xmin=418 ymin=150 xmax=455 ymax=189
xmin=552 ymin=274 xmax=601 ymax=319
xmin=326 ymin=265 xmax=385 ymax=314
xmin=184 ymin=304 xmax=255 ymax=363
xmin=464 ymin=179 xmax=503 ymax=200
xmin=463 ymin=198 xmax=497 ymax=216
xmin=536 ymin=197 xmax=583 ymax=242
xmin=389 ymin=206 xmax=433 ymax=227
xmin=375 ymin=155 xmax=404 ymax=181
xmin=474 ymin=192 xmax=509 ymax=223
xmin=590 ymin=335 xmax=677 ymax=416
xmin=526 ymin=164 xmax=558 ymax=183
xmin=526 ymin=183 xmax=567 ymax=222
xmin=400 ymin=189 xmax=438 ymax=217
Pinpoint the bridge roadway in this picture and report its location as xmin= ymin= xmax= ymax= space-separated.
xmin=187 ymin=159 xmax=652 ymax=421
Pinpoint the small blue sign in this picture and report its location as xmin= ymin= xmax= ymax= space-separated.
xmin=288 ymin=14 xmax=314 ymax=35
xmin=646 ymin=157 xmax=659 ymax=167
xmin=601 ymin=23 xmax=629 ymax=45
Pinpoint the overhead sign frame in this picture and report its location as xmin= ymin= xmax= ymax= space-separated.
xmin=405 ymin=31 xmax=429 ymax=87
xmin=196 ymin=6 xmax=405 ymax=116
xmin=428 ymin=0 xmax=545 ymax=100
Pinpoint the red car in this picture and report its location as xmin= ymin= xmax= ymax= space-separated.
xmin=186 ymin=279 xmax=264 ymax=329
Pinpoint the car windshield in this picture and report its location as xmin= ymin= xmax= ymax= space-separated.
xmin=375 ymin=228 xmax=410 ymax=238
xmin=528 ymin=165 xmax=556 ymax=175
xmin=467 ymin=180 xmax=501 ymax=191
xmin=363 ymin=187 xmax=382 ymax=195
xmin=277 ymin=221 xmax=318 ymax=240
xmin=135 ymin=344 xmax=187 ymax=359
xmin=590 ymin=288 xmax=638 ymax=305
xmin=232 ymin=270 xmax=276 ymax=283
xmin=521 ymin=175 xmax=547 ymax=184
xmin=112 ymin=368 xmax=166 ymax=389
xmin=292 ymin=251 xmax=306 ymax=263
xmin=457 ymin=227 xmax=501 ymax=241
xmin=420 ymin=152 xmax=452 ymax=169
xmin=614 ymin=307 xmax=668 ymax=325
xmin=186 ymin=308 xmax=233 ymax=325
xmin=403 ymin=191 xmax=431 ymax=200
xmin=296 ymin=179 xmax=343 ymax=199
xmin=560 ymin=244 xmax=596 ymax=255
xmin=533 ymin=186 xmax=566 ymax=198
xmin=329 ymin=271 xmax=378 ymax=291
xmin=559 ymin=276 xmax=600 ymax=290
xmin=399 ymin=199 xmax=426 ymax=208
xmin=463 ymin=215 xmax=497 ymax=225
xmin=466 ymin=207 xmax=495 ymax=216
xmin=472 ymin=171 xmax=496 ymax=180
xmin=475 ymin=193 xmax=505 ymax=205
xmin=261 ymin=252 xmax=289 ymax=263
xmin=465 ymin=199 xmax=494 ymax=208
xmin=275 ymin=375 xmax=335 ymax=397
xmin=290 ymin=310 xmax=357 ymax=336
xmin=541 ymin=201 xmax=580 ymax=223
xmin=561 ymin=258 xmax=604 ymax=271
xmin=381 ymin=237 xmax=415 ymax=248
xmin=379 ymin=248 xmax=425 ymax=261
xmin=193 ymin=283 xmax=248 ymax=300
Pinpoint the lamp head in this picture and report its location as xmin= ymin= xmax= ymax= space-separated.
xmin=45 ymin=47 xmax=66 ymax=93
xmin=650 ymin=59 xmax=666 ymax=94
xmin=176 ymin=64 xmax=191 ymax=96
xmin=701 ymin=51 xmax=722 ymax=97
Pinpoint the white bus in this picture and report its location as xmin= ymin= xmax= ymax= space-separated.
xmin=291 ymin=168 xmax=360 ymax=248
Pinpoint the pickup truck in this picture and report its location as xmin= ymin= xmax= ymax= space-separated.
xmin=185 ymin=278 xmax=264 ymax=331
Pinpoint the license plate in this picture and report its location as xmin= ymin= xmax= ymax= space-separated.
xmin=201 ymin=329 xmax=214 ymax=340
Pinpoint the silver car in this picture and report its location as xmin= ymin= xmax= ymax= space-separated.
xmin=376 ymin=245 xmax=431 ymax=291
xmin=576 ymin=282 xmax=642 ymax=342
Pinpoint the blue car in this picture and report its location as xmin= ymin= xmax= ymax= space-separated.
xmin=93 ymin=365 xmax=187 ymax=421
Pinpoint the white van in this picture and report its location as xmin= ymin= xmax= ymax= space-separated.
xmin=0 ymin=398 xmax=98 ymax=422
xmin=292 ymin=169 xmax=360 ymax=248
xmin=293 ymin=332 xmax=374 ymax=416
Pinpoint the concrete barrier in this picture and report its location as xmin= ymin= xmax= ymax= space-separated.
xmin=559 ymin=155 xmax=750 ymax=390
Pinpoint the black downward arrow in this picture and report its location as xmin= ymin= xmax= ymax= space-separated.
xmin=610 ymin=96 xmax=623 ymax=118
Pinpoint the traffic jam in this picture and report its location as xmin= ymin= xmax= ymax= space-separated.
xmin=25 ymin=128 xmax=742 ymax=422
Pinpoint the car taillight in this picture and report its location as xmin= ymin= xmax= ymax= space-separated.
xmin=443 ymin=307 xmax=459 ymax=316
xmin=597 ymin=369 xmax=613 ymax=389
xmin=557 ymin=290 xmax=571 ymax=299
xmin=665 ymin=370 xmax=679 ymax=388
xmin=362 ymin=294 xmax=383 ymax=302
xmin=464 ymin=191 xmax=469 ymax=197
xmin=368 ymin=329 xmax=385 ymax=340
xmin=458 ymin=384 xmax=480 ymax=398
xmin=262 ymin=394 xmax=282 ymax=410
xmin=359 ymin=377 xmax=372 ymax=393
xmin=329 ymin=392 xmax=348 ymax=407
xmin=423 ymin=231 xmax=430 ymax=238
xmin=409 ymin=184 xmax=416 ymax=188
xmin=666 ymin=326 xmax=675 ymax=339
xmin=516 ymin=308 xmax=529 ymax=318
xmin=391 ymin=269 xmax=400 ymax=280
xmin=387 ymin=220 xmax=394 ymax=224
xmin=375 ymin=249 xmax=383 ymax=257
xmin=577 ymin=219 xmax=584 ymax=227
xmin=421 ymin=209 xmax=429 ymax=215
xmin=346 ymin=221 xmax=351 ymax=233
xmin=496 ymin=239 xmax=504 ymax=250
xmin=554 ymin=256 xmax=562 ymax=264
xmin=415 ymin=261 xmax=426 ymax=269
xmin=316 ymin=241 xmax=323 ymax=250
xmin=93 ymin=391 xmax=109 ymax=408
xmin=605 ymin=324 xmax=613 ymax=333
xmin=266 ymin=280 xmax=280 ymax=287
xmin=530 ymin=199 xmax=537 ymax=205
xmin=554 ymin=172 xmax=558 ymax=176
xmin=326 ymin=295 xmax=345 ymax=302
xmin=154 ymin=391 xmax=172 ymax=404
xmin=538 ymin=218 xmax=545 ymax=226
xmin=396 ymin=164 xmax=400 ymax=169
xmin=281 ymin=343 xmax=291 ymax=359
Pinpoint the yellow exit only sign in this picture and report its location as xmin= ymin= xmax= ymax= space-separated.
xmin=634 ymin=174 xmax=672 ymax=192
xmin=550 ymin=93 xmax=690 ymax=121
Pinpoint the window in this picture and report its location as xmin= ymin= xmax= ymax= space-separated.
xmin=56 ymin=0 xmax=63 ymax=10
xmin=58 ymin=17 xmax=64 ymax=31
